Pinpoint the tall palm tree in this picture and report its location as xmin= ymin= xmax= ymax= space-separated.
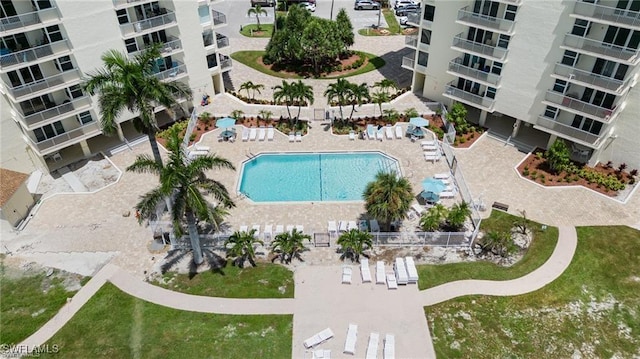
xmin=324 ymin=78 xmax=352 ymax=122
xmin=446 ymin=201 xmax=471 ymax=231
xmin=373 ymin=78 xmax=397 ymax=95
xmin=270 ymin=229 xmax=311 ymax=264
xmin=292 ymin=79 xmax=314 ymax=123
xmin=363 ymin=172 xmax=413 ymax=231
xmin=371 ymin=90 xmax=390 ymax=117
xmin=250 ymin=83 xmax=265 ymax=100
xmin=273 ymin=80 xmax=296 ymax=120
xmin=224 ymin=229 xmax=264 ymax=268
xmin=83 ymin=44 xmax=192 ymax=166
xmin=127 ymin=128 xmax=236 ymax=265
xmin=239 ymin=81 xmax=255 ymax=99
xmin=336 ymin=229 xmax=373 ymax=263
xmin=248 ymin=5 xmax=268 ymax=31
xmin=347 ymin=82 xmax=370 ymax=122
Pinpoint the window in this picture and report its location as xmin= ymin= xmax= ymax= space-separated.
xmin=497 ymin=34 xmax=510 ymax=48
xmin=77 ymin=111 xmax=93 ymax=125
xmin=544 ymin=106 xmax=559 ymax=119
xmin=202 ymin=30 xmax=214 ymax=47
xmin=54 ymin=56 xmax=74 ymax=72
xmin=34 ymin=121 xmax=65 ymax=142
xmin=423 ymin=4 xmax=435 ymax=22
xmin=561 ymin=50 xmax=579 ymax=66
xmin=20 ymin=94 xmax=54 ymax=115
xmin=571 ymin=115 xmax=603 ymax=135
xmin=553 ymin=79 xmax=568 ymax=93
xmin=67 ymin=85 xmax=83 ymax=99
xmin=116 ymin=9 xmax=129 ymax=24
xmin=420 ymin=29 xmax=431 ymax=45
xmin=206 ymin=53 xmax=218 ymax=68
xmin=125 ymin=39 xmax=138 ymax=53
xmin=7 ymin=65 xmax=44 ymax=87
xmin=45 ymin=25 xmax=63 ymax=42
xmin=486 ymin=86 xmax=496 ymax=99
xmin=34 ymin=1 xmax=53 ymax=10
xmin=571 ymin=19 xmax=590 ymax=37
xmin=504 ymin=5 xmax=517 ymax=21
xmin=417 ymin=51 xmax=429 ymax=67
xmin=491 ymin=62 xmax=502 ymax=75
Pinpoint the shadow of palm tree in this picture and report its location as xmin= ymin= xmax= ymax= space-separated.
xmin=160 ymin=248 xmax=227 ymax=279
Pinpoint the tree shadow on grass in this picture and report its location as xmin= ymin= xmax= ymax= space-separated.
xmin=160 ymin=248 xmax=227 ymax=279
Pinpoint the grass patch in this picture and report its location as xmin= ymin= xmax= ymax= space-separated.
xmin=155 ymin=262 xmax=294 ymax=298
xmin=426 ymin=225 xmax=640 ymax=358
xmin=240 ymin=24 xmax=274 ymax=38
xmin=39 ymin=283 xmax=292 ymax=358
xmin=230 ymin=51 xmax=385 ymax=79
xmin=358 ymin=9 xmax=401 ymax=36
xmin=417 ymin=211 xmax=558 ymax=289
xmin=0 ymin=264 xmax=83 ymax=345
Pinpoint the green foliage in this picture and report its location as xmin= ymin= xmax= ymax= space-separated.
xmin=247 ymin=5 xmax=268 ymax=31
xmin=230 ymin=109 xmax=245 ymax=120
xmin=419 ymin=204 xmax=448 ymax=231
xmin=157 ymin=120 xmax=188 ymax=140
xmin=404 ymin=107 xmax=419 ymax=119
xmin=446 ymin=102 xmax=472 ymax=135
xmin=544 ymin=139 xmax=571 ymax=174
xmin=383 ymin=108 xmax=400 ymax=124
xmin=336 ymin=229 xmax=373 ymax=263
xmin=446 ymin=201 xmax=471 ymax=231
xmin=240 ymin=24 xmax=274 ymax=38
xmin=224 ymin=230 xmax=264 ymax=268
xmin=259 ymin=109 xmax=273 ymax=122
xmin=270 ymin=229 xmax=312 ymax=264
xmin=335 ymin=9 xmax=354 ymax=54
xmin=363 ymin=172 xmax=413 ymax=231
xmin=480 ymin=231 xmax=517 ymax=257
xmin=324 ymin=78 xmax=353 ymax=121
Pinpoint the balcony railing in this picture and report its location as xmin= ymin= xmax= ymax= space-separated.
xmin=451 ymin=34 xmax=508 ymax=61
xmin=535 ymin=115 xmax=602 ymax=146
xmin=493 ymin=0 xmax=522 ymax=5
xmin=120 ymin=10 xmax=176 ymax=37
xmin=211 ymin=10 xmax=227 ymax=26
xmin=543 ymin=91 xmax=616 ymax=122
xmin=448 ymin=60 xmax=501 ymax=86
xmin=128 ymin=37 xmax=182 ymax=58
xmin=562 ymin=33 xmax=640 ymax=65
xmin=112 ymin=0 xmax=144 ymax=9
xmin=216 ymin=34 xmax=229 ymax=49
xmin=154 ymin=62 xmax=187 ymax=81
xmin=0 ymin=7 xmax=59 ymax=33
xmin=444 ymin=83 xmax=495 ymax=111
xmin=4 ymin=69 xmax=82 ymax=100
xmin=406 ymin=12 xmax=421 ymax=27
xmin=405 ymin=35 xmax=418 ymax=48
xmin=553 ymin=63 xmax=630 ymax=95
xmin=0 ymin=39 xmax=71 ymax=69
xmin=573 ymin=1 xmax=640 ymax=30
xmin=30 ymin=121 xmax=101 ymax=154
xmin=20 ymin=96 xmax=92 ymax=127
xmin=456 ymin=6 xmax=515 ymax=34
xmin=401 ymin=56 xmax=415 ymax=69
xmin=220 ymin=56 xmax=232 ymax=71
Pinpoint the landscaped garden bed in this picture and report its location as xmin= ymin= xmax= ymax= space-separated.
xmin=428 ymin=114 xmax=485 ymax=148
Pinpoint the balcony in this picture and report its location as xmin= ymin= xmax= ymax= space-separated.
xmin=128 ymin=37 xmax=182 ymax=58
xmin=3 ymin=69 xmax=82 ymax=101
xmin=154 ymin=61 xmax=187 ymax=81
xmin=493 ymin=0 xmax=522 ymax=5
xmin=561 ymin=33 xmax=640 ymax=66
xmin=542 ymin=91 xmax=617 ymax=123
xmin=0 ymin=39 xmax=71 ymax=71
xmin=216 ymin=34 xmax=229 ymax=49
xmin=220 ymin=55 xmax=232 ymax=72
xmin=572 ymin=1 xmax=640 ymax=30
xmin=401 ymin=56 xmax=415 ymax=70
xmin=456 ymin=6 xmax=515 ymax=35
xmin=405 ymin=35 xmax=418 ymax=49
xmin=447 ymin=59 xmax=501 ymax=87
xmin=451 ymin=34 xmax=508 ymax=62
xmin=112 ymin=0 xmax=147 ymax=9
xmin=552 ymin=63 xmax=631 ymax=95
xmin=19 ymin=96 xmax=92 ymax=128
xmin=406 ymin=12 xmax=422 ymax=27
xmin=0 ymin=6 xmax=60 ymax=35
xmin=211 ymin=10 xmax=227 ymax=27
xmin=120 ymin=9 xmax=177 ymax=38
xmin=444 ymin=83 xmax=495 ymax=111
xmin=29 ymin=121 xmax=101 ymax=155
xmin=534 ymin=115 xmax=603 ymax=147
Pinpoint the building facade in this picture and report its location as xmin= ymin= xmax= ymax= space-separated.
xmin=0 ymin=0 xmax=231 ymax=173
xmin=404 ymin=0 xmax=640 ymax=168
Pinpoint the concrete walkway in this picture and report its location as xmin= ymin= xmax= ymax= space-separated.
xmin=17 ymin=226 xmax=578 ymax=358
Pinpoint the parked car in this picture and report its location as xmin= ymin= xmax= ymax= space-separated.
xmin=395 ymin=4 xmax=420 ymax=16
xmin=251 ymin=0 xmax=276 ymax=6
xmin=393 ymin=0 xmax=417 ymax=9
xmin=298 ymin=1 xmax=316 ymax=11
xmin=354 ymin=0 xmax=380 ymax=10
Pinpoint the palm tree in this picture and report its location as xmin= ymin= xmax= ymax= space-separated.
xmin=83 ymin=44 xmax=192 ymax=166
xmin=273 ymin=80 xmax=296 ymax=120
xmin=292 ymin=79 xmax=314 ymax=123
xmin=373 ymin=78 xmax=397 ymax=95
xmin=259 ymin=109 xmax=273 ymax=124
xmin=336 ymin=229 xmax=373 ymax=263
xmin=250 ymin=83 xmax=265 ymax=100
xmin=419 ymin=204 xmax=448 ymax=232
xmin=347 ymin=82 xmax=370 ymax=122
xmin=247 ymin=5 xmax=268 ymax=31
xmin=363 ymin=172 xmax=414 ymax=231
xmin=224 ymin=229 xmax=264 ymax=268
xmin=270 ymin=228 xmax=311 ymax=264
xmin=324 ymin=78 xmax=352 ymax=122
xmin=371 ymin=90 xmax=390 ymax=117
xmin=239 ymin=81 xmax=255 ymax=99
xmin=446 ymin=201 xmax=471 ymax=231
xmin=127 ymin=128 xmax=235 ymax=265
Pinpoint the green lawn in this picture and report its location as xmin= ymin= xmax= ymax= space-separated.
xmin=230 ymin=50 xmax=385 ymax=79
xmin=358 ymin=9 xmax=401 ymax=36
xmin=426 ymin=225 xmax=640 ymax=358
xmin=40 ymin=283 xmax=292 ymax=358
xmin=155 ymin=263 xmax=294 ymax=298
xmin=0 ymin=264 xmax=84 ymax=345
xmin=418 ymin=211 xmax=558 ymax=289
xmin=240 ymin=24 xmax=274 ymax=38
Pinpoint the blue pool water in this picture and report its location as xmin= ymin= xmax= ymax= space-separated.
xmin=239 ymin=152 xmax=400 ymax=202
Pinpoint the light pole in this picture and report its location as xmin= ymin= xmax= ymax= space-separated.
xmin=330 ymin=0 xmax=335 ymax=20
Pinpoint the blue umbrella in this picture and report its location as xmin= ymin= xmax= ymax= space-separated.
xmin=422 ymin=177 xmax=446 ymax=194
xmin=410 ymin=117 xmax=429 ymax=127
xmin=421 ymin=191 xmax=440 ymax=203
xmin=216 ymin=117 xmax=236 ymax=129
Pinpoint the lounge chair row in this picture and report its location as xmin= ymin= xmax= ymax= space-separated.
xmin=288 ymin=131 xmax=303 ymax=142
xmin=342 ymin=323 xmax=395 ymax=359
xmin=364 ymin=124 xmax=404 ymax=141
xmin=238 ymin=224 xmax=304 ymax=240
xmin=329 ymin=219 xmax=380 ymax=235
xmin=241 ymin=126 xmax=275 ymax=142
xmin=393 ymin=257 xmax=419 ymax=285
xmin=422 ymin=140 xmax=441 ymax=163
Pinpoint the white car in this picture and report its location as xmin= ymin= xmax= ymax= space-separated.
xmin=299 ymin=1 xmax=316 ymax=11
xmin=394 ymin=0 xmax=417 ymax=9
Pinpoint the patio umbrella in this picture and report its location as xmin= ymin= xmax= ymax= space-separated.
xmin=421 ymin=191 xmax=440 ymax=203
xmin=215 ymin=117 xmax=236 ymax=129
xmin=410 ymin=117 xmax=429 ymax=127
xmin=421 ymin=177 xmax=446 ymax=194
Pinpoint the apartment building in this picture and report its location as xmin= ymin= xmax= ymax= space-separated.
xmin=403 ymin=0 xmax=640 ymax=168
xmin=0 ymin=0 xmax=231 ymax=173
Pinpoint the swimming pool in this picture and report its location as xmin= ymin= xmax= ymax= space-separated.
xmin=238 ymin=152 xmax=400 ymax=202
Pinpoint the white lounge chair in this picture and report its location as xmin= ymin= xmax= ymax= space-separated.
xmin=295 ymin=131 xmax=302 ymax=142
xmin=249 ymin=128 xmax=258 ymax=141
xmin=338 ymin=220 xmax=348 ymax=232
xmin=342 ymin=265 xmax=353 ymax=284
xmin=251 ymin=224 xmax=260 ymax=238
xmin=239 ymin=225 xmax=249 ymax=233
xmin=195 ymin=145 xmax=210 ymax=152
xmin=263 ymin=224 xmax=273 ymax=241
xmin=424 ymin=152 xmax=439 ymax=163
xmin=421 ymin=140 xmax=437 ymax=146
xmin=367 ymin=124 xmax=376 ymax=140
xmin=384 ymin=334 xmax=395 ymax=359
xmin=328 ymin=221 xmax=338 ymax=237
xmin=376 ymin=128 xmax=384 ymax=141
xmin=411 ymin=203 xmax=425 ymax=217
xmin=386 ymin=273 xmax=398 ymax=289
xmin=349 ymin=130 xmax=356 ymax=140
xmin=440 ymin=191 xmax=455 ymax=198
xmin=289 ymin=132 xmax=295 ymax=142
xmin=404 ymin=256 xmax=419 ymax=284
xmin=434 ymin=172 xmax=450 ymax=180
xmin=369 ymin=219 xmax=380 ymax=232
xmin=361 ymin=258 xmax=372 ymax=283
xmin=258 ymin=127 xmax=266 ymax=141
xmin=187 ymin=150 xmax=208 ymax=159
xmin=344 ymin=324 xmax=358 ymax=355
xmin=286 ymin=224 xmax=294 ymax=233
xmin=394 ymin=257 xmax=409 ymax=285
xmin=304 ymin=328 xmax=335 ymax=349
xmin=366 ymin=332 xmax=379 ymax=359
xmin=385 ymin=125 xmax=394 ymax=139
xmin=275 ymin=224 xmax=284 ymax=236
xmin=347 ymin=220 xmax=357 ymax=231
xmin=242 ymin=128 xmax=250 ymax=141
xmin=267 ymin=126 xmax=275 ymax=141
xmin=422 ymin=143 xmax=438 ymax=151
xmin=394 ymin=125 xmax=403 ymax=139
xmin=375 ymin=261 xmax=386 ymax=285
xmin=313 ymin=349 xmax=331 ymax=359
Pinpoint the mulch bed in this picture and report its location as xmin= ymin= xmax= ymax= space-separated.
xmin=429 ymin=115 xmax=485 ymax=148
